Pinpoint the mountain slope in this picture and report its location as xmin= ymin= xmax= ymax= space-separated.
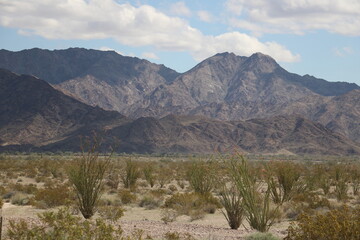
xmin=1 ymin=49 xmax=360 ymax=144
xmin=0 ymin=48 xmax=179 ymax=112
xmin=0 ymin=69 xmax=127 ymax=147
xmin=1 ymin=69 xmax=359 ymax=155
xmin=106 ymin=114 xmax=360 ymax=155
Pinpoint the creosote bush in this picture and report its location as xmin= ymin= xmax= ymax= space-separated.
xmin=33 ymin=184 xmax=72 ymax=208
xmin=285 ymin=206 xmax=360 ymax=240
xmin=119 ymin=189 xmax=137 ymax=204
xmin=245 ymin=232 xmax=280 ymax=240
xmin=7 ymin=208 xmax=124 ymax=240
xmin=164 ymin=192 xmax=221 ymax=217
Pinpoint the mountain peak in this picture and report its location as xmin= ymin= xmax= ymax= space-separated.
xmin=244 ymin=52 xmax=279 ymax=73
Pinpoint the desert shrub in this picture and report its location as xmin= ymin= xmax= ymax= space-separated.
xmin=143 ymin=164 xmax=156 ymax=188
xmin=168 ymin=184 xmax=178 ymax=193
xmin=161 ymin=209 xmax=178 ymax=224
xmin=10 ymin=193 xmax=30 ymax=205
xmin=164 ymin=231 xmax=196 ymax=240
xmin=285 ymin=206 xmax=360 ymax=240
xmin=335 ymin=179 xmax=348 ymax=201
xmin=98 ymin=205 xmax=124 ymax=223
xmin=119 ymin=189 xmax=137 ymax=204
xmin=349 ymin=165 xmax=360 ymax=196
xmin=186 ymin=161 xmax=216 ymax=195
xmin=219 ymin=184 xmax=244 ymax=229
xmin=227 ymin=154 xmax=279 ymax=232
xmin=34 ymin=184 xmax=71 ymax=208
xmin=157 ymin=165 xmax=172 ymax=188
xmin=318 ymin=174 xmax=332 ymax=196
xmin=189 ymin=208 xmax=206 ymax=221
xmin=164 ymin=231 xmax=181 ymax=240
xmin=6 ymin=208 xmax=124 ymax=240
xmin=245 ymin=232 xmax=280 ymax=240
xmin=266 ymin=161 xmax=305 ymax=204
xmin=121 ymin=159 xmax=141 ymax=190
xmin=291 ymin=191 xmax=331 ymax=215
xmin=0 ymin=186 xmax=6 ymax=196
xmin=177 ymin=179 xmax=186 ymax=189
xmin=106 ymin=172 xmax=121 ymax=190
xmin=164 ymin=192 xmax=220 ymax=216
xmin=149 ymin=189 xmax=167 ymax=198
xmin=139 ymin=195 xmax=161 ymax=209
xmin=67 ymin=134 xmax=112 ymax=219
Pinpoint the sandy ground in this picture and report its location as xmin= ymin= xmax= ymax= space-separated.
xmin=1 ymin=203 xmax=289 ymax=239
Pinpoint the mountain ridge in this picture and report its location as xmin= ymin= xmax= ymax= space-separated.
xmin=1 ymin=69 xmax=359 ymax=155
xmin=1 ymin=48 xmax=359 ymax=144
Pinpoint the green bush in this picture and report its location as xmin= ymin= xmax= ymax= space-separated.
xmin=266 ymin=161 xmax=305 ymax=204
xmin=139 ymin=194 xmax=161 ymax=209
xmin=6 ymin=208 xmax=124 ymax=240
xmin=219 ymin=185 xmax=244 ymax=229
xmin=34 ymin=184 xmax=71 ymax=208
xmin=119 ymin=189 xmax=137 ymax=204
xmin=143 ymin=164 xmax=156 ymax=188
xmin=285 ymin=206 xmax=360 ymax=240
xmin=10 ymin=193 xmax=30 ymax=206
xmin=164 ymin=192 xmax=220 ymax=216
xmin=98 ymin=206 xmax=124 ymax=223
xmin=67 ymin=134 xmax=112 ymax=219
xmin=227 ymin=154 xmax=280 ymax=232
xmin=186 ymin=161 xmax=216 ymax=195
xmin=245 ymin=232 xmax=280 ymax=240
xmin=121 ymin=159 xmax=140 ymax=190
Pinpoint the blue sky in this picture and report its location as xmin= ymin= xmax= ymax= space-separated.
xmin=0 ymin=0 xmax=359 ymax=85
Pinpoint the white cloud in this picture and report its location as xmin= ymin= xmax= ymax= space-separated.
xmin=226 ymin=0 xmax=360 ymax=36
xmin=333 ymin=47 xmax=354 ymax=57
xmin=0 ymin=0 xmax=299 ymax=63
xmin=141 ymin=52 xmax=159 ymax=59
xmin=99 ymin=46 xmax=123 ymax=55
xmin=170 ymin=1 xmax=191 ymax=17
xmin=197 ymin=10 xmax=213 ymax=22
xmin=193 ymin=32 xmax=300 ymax=62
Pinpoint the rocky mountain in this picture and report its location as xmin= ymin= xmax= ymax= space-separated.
xmin=0 ymin=48 xmax=179 ymax=112
xmin=44 ymin=114 xmax=360 ymax=155
xmin=0 ymin=68 xmax=127 ymax=148
xmin=1 ymin=69 xmax=360 ymax=155
xmin=1 ymin=48 xmax=359 ymax=145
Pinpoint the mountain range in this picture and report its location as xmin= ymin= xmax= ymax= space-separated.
xmin=0 ymin=48 xmax=359 ymax=154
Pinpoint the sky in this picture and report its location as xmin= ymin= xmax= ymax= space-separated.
xmin=0 ymin=0 xmax=359 ymax=85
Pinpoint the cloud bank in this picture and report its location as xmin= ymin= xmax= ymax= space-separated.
xmin=0 ymin=0 xmax=299 ymax=62
xmin=226 ymin=0 xmax=360 ymax=36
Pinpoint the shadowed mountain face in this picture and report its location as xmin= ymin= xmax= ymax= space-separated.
xmin=1 ymin=69 xmax=360 ymax=155
xmin=1 ymin=48 xmax=360 ymax=146
xmin=0 ymin=69 xmax=127 ymax=148
xmin=0 ymin=48 xmax=179 ymax=112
